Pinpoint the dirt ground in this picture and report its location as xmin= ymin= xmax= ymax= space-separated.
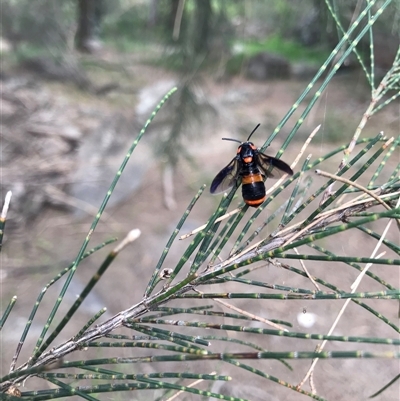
xmin=1 ymin=50 xmax=399 ymax=400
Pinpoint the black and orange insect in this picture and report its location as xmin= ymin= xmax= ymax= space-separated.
xmin=210 ymin=124 xmax=293 ymax=207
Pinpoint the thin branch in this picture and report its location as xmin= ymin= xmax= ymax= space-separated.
xmin=297 ymin=195 xmax=400 ymax=388
xmin=294 ymin=248 xmax=320 ymax=291
xmin=211 ymin=296 xmax=289 ymax=332
xmin=165 ymin=371 xmax=216 ymax=401
xmin=315 ymin=166 xmax=394 ymax=213
xmin=1 ymin=191 xmax=12 ymax=221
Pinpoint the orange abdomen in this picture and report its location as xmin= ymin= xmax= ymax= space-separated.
xmin=241 ymin=173 xmax=266 ymax=207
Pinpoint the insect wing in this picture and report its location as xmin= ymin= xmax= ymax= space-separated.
xmin=210 ymin=157 xmax=241 ymax=194
xmin=257 ymin=152 xmax=294 ymax=178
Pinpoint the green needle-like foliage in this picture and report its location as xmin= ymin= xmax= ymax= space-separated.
xmin=1 ymin=2 xmax=399 ymax=400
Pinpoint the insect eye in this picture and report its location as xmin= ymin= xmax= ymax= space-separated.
xmin=237 ymin=146 xmax=242 ymax=154
xmin=250 ymin=144 xmax=257 ymax=150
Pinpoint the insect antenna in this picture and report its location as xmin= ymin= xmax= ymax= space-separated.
xmin=247 ymin=123 xmax=261 ymax=141
xmin=221 ymin=137 xmax=242 ymax=144
xmin=221 ymin=123 xmax=261 ymax=143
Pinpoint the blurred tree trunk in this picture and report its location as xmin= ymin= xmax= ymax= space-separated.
xmin=75 ymin=0 xmax=103 ymax=53
xmin=312 ymin=0 xmax=333 ymax=47
xmin=163 ymin=0 xmax=188 ymax=43
xmin=167 ymin=0 xmax=180 ymax=33
xmin=148 ymin=0 xmax=159 ymax=27
xmin=193 ymin=0 xmax=212 ymax=54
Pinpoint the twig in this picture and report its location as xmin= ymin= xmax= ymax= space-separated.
xmin=211 ymin=297 xmax=289 ymax=332
xmin=294 ymin=248 xmax=320 ymax=291
xmin=113 ymin=229 xmax=141 ymax=253
xmin=223 ymin=187 xmax=399 ymax=275
xmin=165 ymin=371 xmax=216 ymax=401
xmin=316 ymin=157 xmax=400 ymax=229
xmin=43 ymin=185 xmax=118 ymax=224
xmin=297 ymin=196 xmax=400 ymax=389
xmin=292 ymin=126 xmax=320 ymax=167
xmin=163 ymin=164 xmax=177 ymax=210
xmin=297 ymin=251 xmax=386 ymax=389
xmin=315 ymin=164 xmax=394 ymax=213
xmin=265 ymin=125 xmax=319 ymax=198
xmin=322 ymin=61 xmax=395 ymax=203
xmin=284 ymin=190 xmax=398 ymax=235
xmin=1 ymin=191 xmax=12 ymax=221
xmin=351 ymin=195 xmax=400 ymax=289
xmin=180 ymin=208 xmax=241 ymax=240
xmin=0 ymin=191 xmax=12 ymax=253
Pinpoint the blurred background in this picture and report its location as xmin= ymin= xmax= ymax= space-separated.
xmin=1 ymin=1 xmax=399 ymax=399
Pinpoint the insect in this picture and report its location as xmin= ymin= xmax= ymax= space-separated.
xmin=210 ymin=124 xmax=294 ymax=207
